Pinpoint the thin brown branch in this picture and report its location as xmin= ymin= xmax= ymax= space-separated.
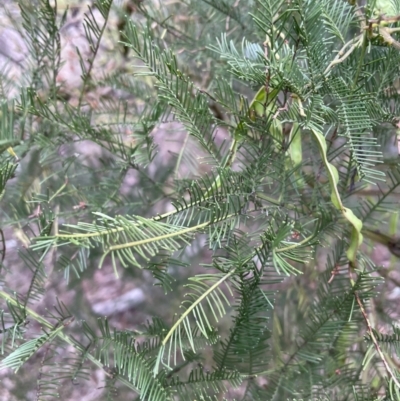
xmin=355 ymin=291 xmax=400 ymax=390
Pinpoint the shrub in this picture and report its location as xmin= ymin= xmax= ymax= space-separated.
xmin=1 ymin=0 xmax=400 ymax=399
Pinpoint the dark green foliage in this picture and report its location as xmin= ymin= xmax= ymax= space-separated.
xmin=1 ymin=0 xmax=400 ymax=400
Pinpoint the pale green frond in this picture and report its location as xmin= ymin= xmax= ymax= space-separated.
xmin=258 ymin=220 xmax=317 ymax=276
xmin=58 ymin=247 xmax=90 ymax=283
xmin=209 ymin=34 xmax=267 ymax=86
xmin=18 ymin=0 xmax=65 ymax=96
xmin=214 ymin=274 xmax=272 ymax=375
xmin=0 ymin=303 xmax=28 ymax=354
xmin=251 ymin=0 xmax=288 ymax=48
xmin=155 ymin=271 xmax=234 ymax=373
xmin=320 ymin=0 xmax=355 ymax=44
xmin=0 ymin=160 xmax=17 ymax=201
xmin=77 ymin=0 xmax=113 ymax=107
xmin=0 ymin=336 xmax=49 ymax=373
xmin=33 ymin=212 xmax=196 ymax=270
xmin=0 ymin=101 xmax=22 ymax=154
xmin=358 ymin=166 xmax=400 ymax=222
xmin=17 ymin=249 xmax=47 ymax=306
xmin=86 ymin=319 xmax=172 ymax=401
xmin=2 ymin=0 xmax=400 ymax=398
xmin=0 ymin=319 xmax=68 ymax=373
xmin=122 ymin=22 xmax=221 ymax=166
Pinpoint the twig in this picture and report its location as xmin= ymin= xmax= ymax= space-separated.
xmin=324 ymin=10 xmax=400 ymax=76
xmin=355 ymin=291 xmax=400 ymax=390
xmin=378 ymin=27 xmax=400 ymax=51
xmin=324 ymin=35 xmax=363 ymax=75
xmin=78 ymin=4 xmax=111 ymax=109
xmin=328 ymin=264 xmax=340 ymax=284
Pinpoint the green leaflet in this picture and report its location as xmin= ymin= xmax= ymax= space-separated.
xmin=0 ymin=141 xmax=20 ymax=156
xmin=287 ymin=122 xmax=305 ymax=189
xmin=288 ymin=123 xmax=302 ymax=167
xmin=309 ymin=127 xmax=363 ymax=263
xmin=206 ymin=85 xmax=281 ymax=196
xmin=247 ymin=85 xmax=281 ymax=141
xmin=375 ymin=0 xmax=396 ymax=15
xmin=251 ymin=88 xmax=303 ymax=174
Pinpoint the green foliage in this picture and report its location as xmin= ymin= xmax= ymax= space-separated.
xmin=1 ymin=0 xmax=400 ymax=399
